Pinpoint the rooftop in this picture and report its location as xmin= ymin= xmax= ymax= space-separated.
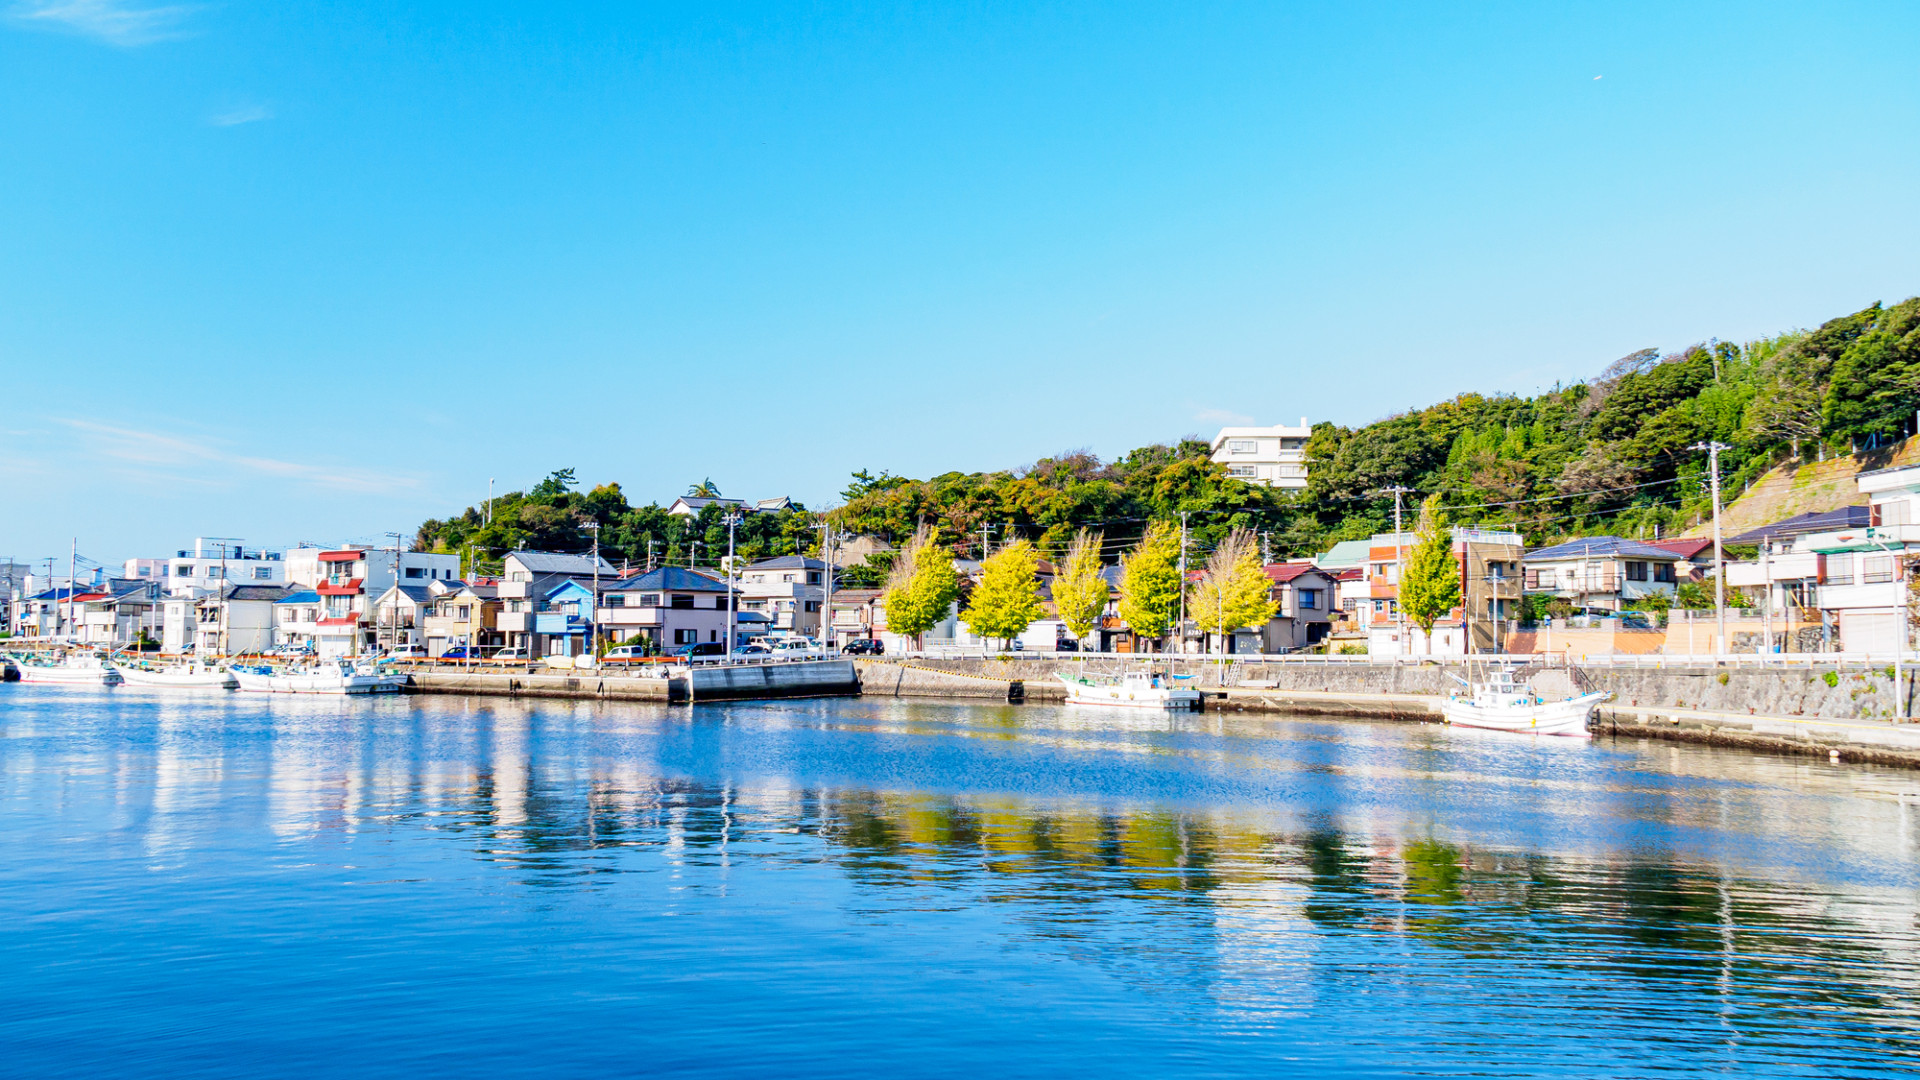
xmin=1727 ymin=507 xmax=1871 ymax=544
xmin=606 ymin=566 xmax=731 ymax=593
xmin=504 ymin=550 xmax=618 ymax=576
xmin=1525 ymin=537 xmax=1683 ymax=562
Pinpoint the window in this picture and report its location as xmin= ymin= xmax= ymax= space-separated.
xmin=405 ymin=567 xmax=425 ymax=579
xmin=1863 ymin=555 xmax=1895 ymax=584
xmin=1873 ymin=500 xmax=1912 ymax=526
xmin=640 ymin=594 xmax=661 ymax=608
xmin=1228 ymin=465 xmax=1257 ymax=478
xmin=804 ymin=601 xmax=820 ymax=613
xmin=604 ymin=594 xmax=625 ymax=608
xmin=1299 ymin=589 xmax=1319 ymax=610
xmin=457 ymin=605 xmax=471 ymax=619
xmin=175 ymin=564 xmax=192 ymax=577
xmin=1653 ymin=563 xmax=1676 ymax=584
xmin=1228 ymin=439 xmax=1257 ymax=454
xmin=673 ymin=628 xmax=697 ymax=645
xmin=253 ymin=566 xmax=273 ymax=580
xmin=807 ymin=572 xmax=822 ymax=585
xmin=1826 ymin=554 xmax=1853 ymax=586
xmin=1625 ymin=561 xmax=1647 ymax=582
xmin=207 ymin=568 xmax=224 ymax=580
xmin=782 ymin=574 xmax=796 ymax=583
xmin=670 ymin=594 xmax=695 ymax=609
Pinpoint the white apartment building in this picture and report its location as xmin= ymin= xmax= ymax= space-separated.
xmin=142 ymin=538 xmax=286 ymax=598
xmin=735 ymin=556 xmax=827 ymax=637
xmin=1210 ymin=419 xmax=1311 ymax=488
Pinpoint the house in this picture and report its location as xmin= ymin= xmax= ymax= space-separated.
xmin=596 ymin=566 xmax=740 ymax=651
xmin=1209 ymin=420 xmax=1311 ymax=489
xmin=12 ymin=585 xmax=84 ymax=639
xmin=371 ymin=584 xmax=436 ymax=650
xmin=285 ymin=545 xmax=462 ymax=654
xmin=1642 ymin=536 xmax=1716 ymax=582
xmin=272 ymin=590 xmax=324 ymax=654
xmin=76 ymin=579 xmax=163 ymax=647
xmin=420 ymin=581 xmax=502 ymax=657
xmin=665 ymin=496 xmax=795 ymax=518
xmin=163 ymin=584 xmax=292 ymax=655
xmin=1368 ymin=527 xmax=1525 ymax=654
xmin=1259 ymin=562 xmax=1339 ymax=653
xmin=1521 ymin=537 xmax=1681 ymax=615
xmin=828 ymin=588 xmax=885 ymax=644
xmin=734 ymin=555 xmax=829 ymax=637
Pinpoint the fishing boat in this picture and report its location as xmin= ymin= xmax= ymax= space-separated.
xmin=233 ymin=658 xmax=406 ymax=695
xmin=1057 ymin=669 xmax=1202 ymax=710
xmin=114 ymin=660 xmax=238 ymax=690
xmin=1442 ymin=668 xmax=1607 ymax=738
xmin=4 ymin=651 xmax=123 ymax=685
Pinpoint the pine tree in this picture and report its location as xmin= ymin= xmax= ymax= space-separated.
xmin=1189 ymin=527 xmax=1277 ymax=654
xmin=1117 ymin=521 xmax=1182 ymax=647
xmin=1399 ymin=494 xmax=1461 ymax=654
xmin=962 ymin=540 xmax=1045 ymax=648
xmin=1051 ymin=529 xmax=1109 ymax=643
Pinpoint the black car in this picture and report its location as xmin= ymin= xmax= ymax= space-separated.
xmin=842 ymin=639 xmax=884 ymax=655
xmin=1054 ymin=638 xmax=1080 ymax=653
xmin=669 ymin=642 xmax=725 ymax=658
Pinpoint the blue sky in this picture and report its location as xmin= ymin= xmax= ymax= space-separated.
xmin=3 ymin=1 xmax=1917 ymax=566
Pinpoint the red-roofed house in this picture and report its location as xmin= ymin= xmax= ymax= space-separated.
xmin=1258 ymin=561 xmax=1339 ymax=652
xmin=1640 ymin=537 xmax=1714 ymax=582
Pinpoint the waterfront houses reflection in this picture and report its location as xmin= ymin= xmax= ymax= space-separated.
xmin=6 ymin=686 xmax=1919 ymax=1074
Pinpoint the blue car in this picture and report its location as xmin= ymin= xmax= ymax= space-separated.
xmin=440 ymin=646 xmax=478 ymax=660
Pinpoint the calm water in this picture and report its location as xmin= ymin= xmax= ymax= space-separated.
xmin=3 ymin=688 xmax=1919 ymax=1078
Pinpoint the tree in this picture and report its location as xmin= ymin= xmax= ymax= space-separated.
xmin=531 ymin=468 xmax=577 ymax=498
xmin=687 ymin=479 xmax=723 ymax=497
xmin=882 ymin=526 xmax=959 ymax=645
xmin=961 ymin=540 xmax=1045 ymax=648
xmin=1188 ymin=527 xmax=1278 ymax=655
xmin=1051 ymin=529 xmax=1110 ymax=643
xmin=1399 ymin=494 xmax=1461 ymax=654
xmin=1117 ymin=521 xmax=1182 ymax=648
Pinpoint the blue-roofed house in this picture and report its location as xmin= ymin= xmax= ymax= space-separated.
xmin=272 ymin=588 xmax=324 ymax=653
xmin=1522 ymin=537 xmax=1681 ymax=611
xmin=597 ymin=566 xmax=740 ymax=651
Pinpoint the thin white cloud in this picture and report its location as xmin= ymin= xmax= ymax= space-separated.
xmin=210 ymin=104 xmax=272 ymax=127
xmin=57 ymin=419 xmax=424 ymax=496
xmin=12 ymin=0 xmax=197 ymax=47
xmin=1192 ymin=407 xmax=1254 ymax=426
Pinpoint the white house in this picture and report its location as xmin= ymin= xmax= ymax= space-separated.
xmin=284 ymin=545 xmax=461 ymax=654
xmin=1209 ymin=419 xmax=1311 ymax=489
xmin=146 ymin=538 xmax=286 ymax=598
xmin=735 ymin=556 xmax=827 ymax=638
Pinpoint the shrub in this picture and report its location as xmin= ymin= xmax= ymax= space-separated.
xmin=1823 ymin=671 xmax=1840 ymax=688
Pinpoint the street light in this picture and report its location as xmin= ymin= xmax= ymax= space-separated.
xmin=1689 ymin=441 xmax=1731 ymax=657
xmin=723 ymin=511 xmax=742 ymax=664
xmin=586 ymin=522 xmax=601 ymax=663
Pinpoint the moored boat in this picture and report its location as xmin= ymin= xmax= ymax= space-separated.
xmin=1057 ymin=669 xmax=1202 ymax=710
xmin=5 ymin=652 xmax=122 ymax=685
xmin=114 ymin=660 xmax=238 ymax=690
xmin=1441 ymin=669 xmax=1606 ymax=737
xmin=233 ymin=658 xmax=406 ymax=695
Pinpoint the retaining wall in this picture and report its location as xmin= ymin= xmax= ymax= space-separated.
xmin=410 ymin=671 xmax=671 ymax=701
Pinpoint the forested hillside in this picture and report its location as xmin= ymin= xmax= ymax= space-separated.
xmin=417 ymin=297 xmax=1918 ymax=569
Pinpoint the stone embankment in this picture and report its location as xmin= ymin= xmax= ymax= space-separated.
xmin=863 ymin=656 xmax=1920 ymax=768
xmin=410 ymin=670 xmax=671 ymax=701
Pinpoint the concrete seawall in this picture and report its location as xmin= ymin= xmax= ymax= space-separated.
xmin=864 ymin=656 xmax=1920 ymax=768
xmin=410 ymin=671 xmax=671 ymax=701
xmin=687 ymin=660 xmax=861 ymax=701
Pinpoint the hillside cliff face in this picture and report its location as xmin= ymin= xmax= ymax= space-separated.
xmin=1719 ymin=436 xmax=1919 ymax=535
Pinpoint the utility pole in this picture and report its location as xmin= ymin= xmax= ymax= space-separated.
xmin=1176 ymin=511 xmax=1190 ymax=655
xmin=1691 ymin=441 xmax=1730 ymax=657
xmin=386 ymin=532 xmax=404 ymax=657
xmin=689 ymin=540 xmax=702 ymax=569
xmin=487 ymin=479 xmax=495 ymax=525
xmin=723 ymin=512 xmax=740 ymax=663
xmin=586 ymin=523 xmax=601 ymax=661
xmin=819 ymin=519 xmax=836 ymax=653
xmin=68 ymin=538 xmax=76 ymax=645
xmin=647 ymin=539 xmax=658 ymax=573
xmin=1376 ymin=487 xmax=1412 ymax=652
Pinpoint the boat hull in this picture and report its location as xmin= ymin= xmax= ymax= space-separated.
xmin=116 ymin=667 xmax=238 ymax=689
xmin=1441 ymin=691 xmax=1604 ymax=738
xmin=233 ymin=670 xmax=405 ymax=695
xmin=1057 ymin=675 xmax=1201 ymax=710
xmin=11 ymin=662 xmax=121 ymax=685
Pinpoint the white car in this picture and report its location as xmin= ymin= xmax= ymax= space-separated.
xmin=489 ymin=648 xmax=530 ymax=662
xmin=765 ymin=637 xmax=824 ymax=659
xmin=387 ymin=644 xmax=427 ymax=659
xmin=603 ymin=644 xmax=651 ymax=661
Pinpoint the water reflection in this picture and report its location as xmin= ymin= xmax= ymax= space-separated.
xmin=3 ymin=687 xmax=1919 ymax=1075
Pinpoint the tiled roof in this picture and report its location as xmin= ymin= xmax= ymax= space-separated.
xmin=606 ymin=566 xmax=730 ymax=593
xmin=1525 ymin=537 xmax=1682 ymax=562
xmin=746 ymin=555 xmax=826 ymax=570
xmin=504 ymin=551 xmax=617 ymax=576
xmin=1640 ymin=536 xmax=1715 ymax=559
xmin=1727 ymin=507 xmax=1871 ymax=544
xmin=275 ymin=589 xmax=321 ymax=605
xmin=1263 ymin=561 xmax=1328 ymax=583
xmin=1313 ymin=539 xmax=1372 ymax=570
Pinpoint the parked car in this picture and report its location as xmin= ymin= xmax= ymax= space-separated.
xmin=387 ymin=644 xmax=426 ymax=659
xmin=1054 ymin=638 xmax=1080 ymax=653
xmin=439 ymin=646 xmax=478 ymax=660
xmin=736 ymin=642 xmax=773 ymax=656
xmin=603 ymin=644 xmax=653 ymax=661
xmin=668 ymin=642 xmax=725 ymax=659
xmin=489 ymin=647 xmax=530 ymax=662
xmin=765 ymin=637 xmax=824 ymax=659
xmin=842 ymin=638 xmax=883 ymax=655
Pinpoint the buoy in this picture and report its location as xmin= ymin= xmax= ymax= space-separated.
xmin=1830 ymin=750 xmax=1841 ymax=763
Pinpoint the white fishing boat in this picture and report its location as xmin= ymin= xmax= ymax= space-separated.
xmin=5 ymin=652 xmax=122 ymax=685
xmin=233 ymin=658 xmax=406 ymax=695
xmin=1442 ymin=669 xmax=1607 ymax=738
xmin=114 ymin=660 xmax=238 ymax=690
xmin=1057 ymin=669 xmax=1202 ymax=710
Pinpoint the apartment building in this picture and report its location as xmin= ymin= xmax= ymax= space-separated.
xmin=1209 ymin=419 xmax=1311 ymax=489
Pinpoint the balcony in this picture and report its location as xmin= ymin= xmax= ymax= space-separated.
xmin=317 ymin=578 xmax=364 ymax=596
